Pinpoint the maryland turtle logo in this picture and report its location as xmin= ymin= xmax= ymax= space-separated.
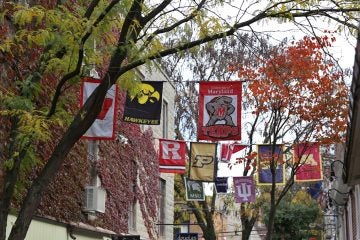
xmin=131 ymin=83 xmax=160 ymax=104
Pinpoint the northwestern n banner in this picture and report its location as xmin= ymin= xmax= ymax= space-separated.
xmin=159 ymin=139 xmax=186 ymax=174
xmin=80 ymin=77 xmax=118 ymax=140
xmin=233 ymin=176 xmax=256 ymax=203
xmin=221 ymin=142 xmax=246 ymax=162
xmin=215 ymin=177 xmax=228 ymax=193
xmin=257 ymin=144 xmax=285 ymax=185
xmin=189 ymin=142 xmax=217 ymax=181
xmin=185 ymin=178 xmax=205 ymax=201
xmin=294 ymin=143 xmax=323 ymax=182
xmin=198 ymin=81 xmax=242 ymax=141
xmin=123 ymin=81 xmax=163 ymax=125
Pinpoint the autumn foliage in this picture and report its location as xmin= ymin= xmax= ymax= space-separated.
xmin=236 ymin=34 xmax=349 ymax=144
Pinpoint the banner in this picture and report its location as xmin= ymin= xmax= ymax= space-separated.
xmin=215 ymin=177 xmax=228 ymax=193
xmin=176 ymin=233 xmax=198 ymax=240
xmin=233 ymin=176 xmax=256 ymax=203
xmin=221 ymin=143 xmax=246 ymax=162
xmin=189 ymin=142 xmax=217 ymax=181
xmin=159 ymin=139 xmax=186 ymax=174
xmin=294 ymin=143 xmax=323 ymax=182
xmin=257 ymin=144 xmax=285 ymax=185
xmin=123 ymin=81 xmax=163 ymax=125
xmin=198 ymin=81 xmax=242 ymax=141
xmin=80 ymin=77 xmax=118 ymax=140
xmin=185 ymin=178 xmax=205 ymax=201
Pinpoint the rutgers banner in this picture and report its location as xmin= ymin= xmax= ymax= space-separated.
xmin=189 ymin=142 xmax=217 ymax=181
xmin=159 ymin=139 xmax=186 ymax=174
xmin=294 ymin=143 xmax=323 ymax=182
xmin=257 ymin=144 xmax=285 ymax=185
xmin=198 ymin=81 xmax=242 ymax=141
xmin=80 ymin=77 xmax=118 ymax=140
xmin=221 ymin=142 xmax=246 ymax=162
xmin=233 ymin=176 xmax=256 ymax=203
xmin=123 ymin=81 xmax=163 ymax=125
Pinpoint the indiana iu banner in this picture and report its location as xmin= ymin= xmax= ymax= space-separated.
xmin=257 ymin=144 xmax=285 ymax=185
xmin=159 ymin=139 xmax=186 ymax=174
xmin=189 ymin=142 xmax=217 ymax=181
xmin=80 ymin=77 xmax=118 ymax=140
xmin=233 ymin=176 xmax=256 ymax=203
xmin=198 ymin=81 xmax=242 ymax=141
xmin=123 ymin=81 xmax=163 ymax=125
xmin=294 ymin=143 xmax=323 ymax=182
xmin=221 ymin=142 xmax=246 ymax=162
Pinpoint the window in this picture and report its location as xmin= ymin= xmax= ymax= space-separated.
xmin=162 ymin=100 xmax=168 ymax=138
xmin=159 ymin=178 xmax=166 ymax=236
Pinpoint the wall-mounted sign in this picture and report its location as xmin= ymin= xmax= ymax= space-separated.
xmin=176 ymin=233 xmax=199 ymax=240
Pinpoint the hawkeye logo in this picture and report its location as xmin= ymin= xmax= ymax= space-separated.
xmin=131 ymin=83 xmax=160 ymax=104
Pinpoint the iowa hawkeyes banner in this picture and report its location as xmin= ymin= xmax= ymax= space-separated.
xmin=257 ymin=144 xmax=285 ymax=185
xmin=123 ymin=81 xmax=163 ymax=125
xmin=198 ymin=81 xmax=242 ymax=141
xmin=189 ymin=142 xmax=217 ymax=182
xmin=159 ymin=139 xmax=186 ymax=174
xmin=185 ymin=177 xmax=205 ymax=201
xmin=80 ymin=77 xmax=118 ymax=140
xmin=294 ymin=143 xmax=323 ymax=182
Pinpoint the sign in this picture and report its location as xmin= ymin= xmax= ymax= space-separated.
xmin=185 ymin=178 xmax=205 ymax=201
xmin=116 ymin=236 xmax=140 ymax=240
xmin=123 ymin=81 xmax=163 ymax=125
xmin=176 ymin=233 xmax=198 ymax=240
xmin=233 ymin=176 xmax=256 ymax=203
xmin=80 ymin=77 xmax=118 ymax=140
xmin=159 ymin=139 xmax=186 ymax=174
xmin=257 ymin=144 xmax=285 ymax=185
xmin=198 ymin=81 xmax=242 ymax=141
xmin=189 ymin=142 xmax=217 ymax=181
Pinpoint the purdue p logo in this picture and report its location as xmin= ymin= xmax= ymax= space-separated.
xmin=192 ymin=155 xmax=214 ymax=168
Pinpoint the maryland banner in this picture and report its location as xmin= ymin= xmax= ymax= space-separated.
xmin=257 ymin=144 xmax=285 ymax=185
xmin=159 ymin=139 xmax=186 ymax=174
xmin=189 ymin=142 xmax=217 ymax=181
xmin=80 ymin=77 xmax=118 ymax=140
xmin=221 ymin=142 xmax=246 ymax=162
xmin=198 ymin=81 xmax=242 ymax=141
xmin=123 ymin=81 xmax=163 ymax=125
xmin=185 ymin=178 xmax=205 ymax=201
xmin=294 ymin=143 xmax=323 ymax=182
xmin=233 ymin=176 xmax=256 ymax=203
xmin=215 ymin=177 xmax=228 ymax=193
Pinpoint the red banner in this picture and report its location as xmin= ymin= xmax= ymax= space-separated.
xmin=159 ymin=139 xmax=186 ymax=174
xmin=221 ymin=143 xmax=246 ymax=162
xmin=198 ymin=81 xmax=242 ymax=141
xmin=294 ymin=143 xmax=323 ymax=182
xmin=80 ymin=77 xmax=118 ymax=140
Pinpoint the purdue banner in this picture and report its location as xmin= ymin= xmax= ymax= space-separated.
xmin=185 ymin=178 xmax=205 ymax=201
xmin=159 ymin=139 xmax=186 ymax=174
xmin=123 ymin=81 xmax=163 ymax=125
xmin=294 ymin=143 xmax=323 ymax=182
xmin=233 ymin=176 xmax=256 ymax=203
xmin=189 ymin=142 xmax=217 ymax=181
xmin=198 ymin=81 xmax=242 ymax=141
xmin=257 ymin=144 xmax=285 ymax=185
xmin=80 ymin=77 xmax=118 ymax=140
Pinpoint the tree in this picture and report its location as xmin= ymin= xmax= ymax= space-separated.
xmin=0 ymin=1 xmax=359 ymax=240
xmin=262 ymin=190 xmax=322 ymax=240
xmin=235 ymin=34 xmax=349 ymax=240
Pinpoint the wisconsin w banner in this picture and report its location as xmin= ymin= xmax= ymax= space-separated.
xmin=221 ymin=142 xmax=246 ymax=162
xmin=198 ymin=81 xmax=242 ymax=141
xmin=159 ymin=139 xmax=186 ymax=174
xmin=80 ymin=77 xmax=118 ymax=140
xmin=233 ymin=176 xmax=256 ymax=203
xmin=294 ymin=143 xmax=323 ymax=182
xmin=257 ymin=144 xmax=285 ymax=185
xmin=189 ymin=142 xmax=217 ymax=181
xmin=123 ymin=81 xmax=163 ymax=125
xmin=185 ymin=178 xmax=205 ymax=201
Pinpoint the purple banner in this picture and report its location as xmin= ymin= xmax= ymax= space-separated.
xmin=233 ymin=176 xmax=255 ymax=203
